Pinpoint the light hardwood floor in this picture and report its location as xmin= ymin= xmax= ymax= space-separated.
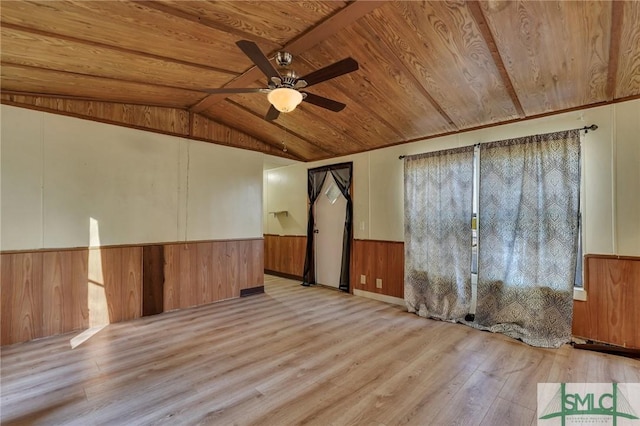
xmin=1 ymin=275 xmax=638 ymax=425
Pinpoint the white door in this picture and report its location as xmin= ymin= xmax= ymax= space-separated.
xmin=314 ymin=176 xmax=346 ymax=288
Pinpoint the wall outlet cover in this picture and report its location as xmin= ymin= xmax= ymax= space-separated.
xmin=376 ymin=278 xmax=382 ymax=288
xmin=360 ymin=275 xmax=366 ymax=284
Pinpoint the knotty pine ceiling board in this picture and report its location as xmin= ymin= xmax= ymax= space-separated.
xmin=1 ymin=0 xmax=637 ymax=162
xmin=153 ymin=1 xmax=348 ymax=47
xmin=1 ymin=64 xmax=204 ymax=109
xmin=366 ymin=2 xmax=519 ymax=129
xmin=616 ymin=1 xmax=640 ymax=98
xmin=190 ymin=113 xmax=297 ymax=159
xmin=293 ymin=97 xmax=398 ymax=153
xmin=0 ymin=1 xmax=251 ymax=73
xmin=291 ymin=60 xmax=404 ymax=146
xmin=185 ymin=1 xmax=383 ymax=115
xmin=228 ymin=92 xmax=361 ymax=157
xmin=272 ymin=104 xmax=367 ymax=156
xmin=301 ymin=27 xmax=455 ymax=141
xmin=203 ymin=100 xmax=332 ymax=160
xmin=0 ymin=26 xmax=236 ymax=91
xmin=226 ymin=58 xmax=399 ymax=152
xmin=228 ymin=95 xmax=362 ymax=160
xmin=0 ymin=94 xmax=191 ymax=136
xmin=480 ymin=0 xmax=611 ymax=115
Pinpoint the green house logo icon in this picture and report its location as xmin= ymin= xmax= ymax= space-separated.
xmin=539 ymin=383 xmax=639 ymax=425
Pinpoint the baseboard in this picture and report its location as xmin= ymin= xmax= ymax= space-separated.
xmin=353 ymin=289 xmax=406 ymax=307
xmin=572 ymin=342 xmax=640 ymax=359
xmin=264 ymin=269 xmax=303 ymax=281
xmin=240 ymin=286 xmax=265 ymax=297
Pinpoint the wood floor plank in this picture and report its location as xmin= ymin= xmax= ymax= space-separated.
xmin=480 ymin=397 xmax=536 ymax=426
xmin=1 ymin=276 xmax=639 ymax=425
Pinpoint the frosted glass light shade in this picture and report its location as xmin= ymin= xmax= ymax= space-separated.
xmin=267 ymin=88 xmax=303 ymax=113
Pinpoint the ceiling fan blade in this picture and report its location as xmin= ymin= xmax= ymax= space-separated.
xmin=236 ymin=40 xmax=281 ymax=80
xmin=265 ymin=105 xmax=280 ymax=121
xmin=302 ymin=92 xmax=346 ymax=112
xmin=300 ymin=57 xmax=359 ymax=88
xmin=200 ymin=88 xmax=270 ymax=94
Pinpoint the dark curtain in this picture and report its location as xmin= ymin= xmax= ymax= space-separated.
xmin=302 ymin=170 xmax=328 ymax=286
xmin=302 ymin=163 xmax=353 ymax=292
xmin=330 ymin=165 xmax=353 ymax=292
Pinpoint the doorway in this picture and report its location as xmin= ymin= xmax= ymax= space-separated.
xmin=302 ymin=162 xmax=353 ymax=292
xmin=314 ymin=177 xmax=347 ymax=288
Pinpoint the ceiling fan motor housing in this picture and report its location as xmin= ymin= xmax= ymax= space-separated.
xmin=279 ymin=69 xmax=299 ymax=88
xmin=275 ymin=51 xmax=292 ymax=67
xmin=210 ymin=41 xmax=355 ymax=120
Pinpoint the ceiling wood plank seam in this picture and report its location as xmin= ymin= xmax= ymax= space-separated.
xmin=606 ymin=1 xmax=624 ymax=101
xmin=0 ymin=60 xmax=210 ymax=95
xmin=0 ymin=88 xmax=183 ymax=110
xmin=189 ymin=112 xmax=305 ymax=161
xmin=189 ymin=0 xmax=385 ymax=113
xmin=282 ymin=0 xmax=384 ymax=54
xmin=0 ymin=22 xmax=239 ymax=77
xmin=295 ymin=103 xmax=370 ymax=149
xmin=1 ymin=62 xmax=205 ymax=104
xmin=466 ymin=1 xmax=526 ymax=118
xmin=0 ymin=95 xmax=190 ymax=136
xmin=356 ymin=17 xmax=458 ymax=130
xmin=224 ymin=99 xmax=335 ymax=158
xmin=137 ymin=1 xmax=281 ymax=50
xmin=199 ymin=105 xmax=311 ymax=160
xmin=295 ymin=56 xmax=406 ymax=142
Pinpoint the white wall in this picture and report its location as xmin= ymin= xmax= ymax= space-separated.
xmin=614 ymin=102 xmax=640 ymax=255
xmin=263 ymin=165 xmax=307 ymax=236
xmin=263 ymin=99 xmax=640 ymax=256
xmin=1 ymin=105 xmax=264 ymax=250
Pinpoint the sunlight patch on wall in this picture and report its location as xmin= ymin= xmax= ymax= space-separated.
xmin=87 ymin=218 xmax=109 ymax=328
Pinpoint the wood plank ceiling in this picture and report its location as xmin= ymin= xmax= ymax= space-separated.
xmin=2 ymin=1 xmax=639 ymax=162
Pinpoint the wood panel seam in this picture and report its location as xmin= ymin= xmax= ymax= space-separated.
xmin=0 ymin=21 xmax=239 ymax=76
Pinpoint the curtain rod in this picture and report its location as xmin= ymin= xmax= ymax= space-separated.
xmin=398 ymin=124 xmax=598 ymax=159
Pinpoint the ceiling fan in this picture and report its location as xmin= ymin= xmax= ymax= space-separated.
xmin=203 ymin=40 xmax=359 ymax=121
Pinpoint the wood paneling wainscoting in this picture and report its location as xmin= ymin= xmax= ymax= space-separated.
xmin=163 ymin=240 xmax=263 ymax=311
xmin=572 ymin=255 xmax=640 ymax=349
xmin=1 ymin=239 xmax=263 ymax=346
xmin=351 ymin=239 xmax=404 ymax=299
xmin=263 ymin=234 xmax=306 ymax=279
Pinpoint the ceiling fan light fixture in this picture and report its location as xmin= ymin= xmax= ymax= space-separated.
xmin=268 ymin=87 xmax=303 ymax=113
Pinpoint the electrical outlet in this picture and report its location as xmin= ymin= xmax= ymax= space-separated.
xmin=360 ymin=275 xmax=366 ymax=284
xmin=376 ymin=278 xmax=382 ymax=289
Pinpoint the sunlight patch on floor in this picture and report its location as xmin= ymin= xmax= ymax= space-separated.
xmin=70 ymin=325 xmax=107 ymax=349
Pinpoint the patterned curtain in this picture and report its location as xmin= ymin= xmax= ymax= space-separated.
xmin=474 ymin=130 xmax=580 ymax=348
xmin=404 ymin=146 xmax=474 ymax=321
